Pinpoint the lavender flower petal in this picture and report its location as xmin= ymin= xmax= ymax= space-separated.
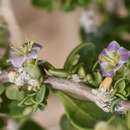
xmin=9 ymin=42 xmax=43 ymax=68
xmin=26 ymin=50 xmax=37 ymax=60
xmin=10 ymin=56 xmax=25 ymax=68
xmin=26 ymin=43 xmax=42 ymax=60
xmin=100 ymin=62 xmax=115 ymax=77
xmin=99 ymin=49 xmax=107 ymax=57
xmin=32 ymin=43 xmax=43 ymax=52
xmin=113 ymin=64 xmax=123 ymax=73
xmin=107 ymin=41 xmax=120 ymax=51
xmin=9 ymin=48 xmax=24 ymax=68
xmin=118 ymin=47 xmax=130 ymax=63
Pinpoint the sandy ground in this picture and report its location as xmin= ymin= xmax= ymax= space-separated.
xmin=11 ymin=0 xmax=81 ymax=129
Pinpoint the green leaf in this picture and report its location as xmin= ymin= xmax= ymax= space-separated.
xmin=95 ymin=117 xmax=128 ymax=130
xmin=113 ymin=79 xmax=127 ymax=100
xmin=127 ymin=110 xmax=130 ymax=129
xmin=85 ymin=72 xmax=102 ymax=87
xmin=0 ymin=85 xmax=5 ymax=95
xmin=23 ymin=97 xmax=35 ymax=106
xmin=114 ymin=79 xmax=126 ymax=91
xmin=71 ymin=54 xmax=80 ymax=66
xmin=64 ymin=43 xmax=97 ymax=72
xmin=0 ymin=117 xmax=6 ymax=129
xmin=24 ymin=62 xmax=42 ymax=80
xmin=60 ymin=0 xmax=91 ymax=11
xmin=6 ymin=86 xmax=24 ymax=100
xmin=79 ymin=43 xmax=97 ymax=71
xmin=108 ymin=116 xmax=128 ymax=130
xmin=64 ymin=44 xmax=87 ymax=71
xmin=32 ymin=0 xmax=91 ymax=11
xmin=6 ymin=86 xmax=19 ymax=100
xmin=20 ymin=119 xmax=46 ymax=130
xmin=60 ymin=0 xmax=75 ymax=11
xmin=23 ymin=106 xmax=34 ymax=116
xmin=32 ymin=0 xmax=53 ymax=11
xmin=48 ymin=69 xmax=69 ymax=78
xmin=60 ymin=114 xmax=79 ymax=130
xmin=77 ymin=0 xmax=91 ymax=6
xmin=0 ymin=24 xmax=10 ymax=69
xmin=57 ymin=92 xmax=111 ymax=130
xmin=93 ymin=72 xmax=102 ymax=86
xmin=78 ymin=64 xmax=86 ymax=78
xmin=36 ymin=85 xmax=46 ymax=104
xmin=9 ymin=101 xmax=25 ymax=119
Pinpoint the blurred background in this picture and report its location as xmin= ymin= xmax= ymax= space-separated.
xmin=1 ymin=0 xmax=130 ymax=129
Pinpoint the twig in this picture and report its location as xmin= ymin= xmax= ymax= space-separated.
xmin=6 ymin=119 xmax=19 ymax=130
xmin=115 ymin=100 xmax=130 ymax=113
xmin=45 ymin=77 xmax=111 ymax=112
xmin=0 ymin=113 xmax=19 ymax=130
xmin=0 ymin=113 xmax=9 ymax=118
xmin=0 ymin=0 xmax=24 ymax=45
xmin=44 ymin=76 xmax=130 ymax=113
xmin=105 ymin=0 xmax=128 ymax=17
xmin=0 ymin=71 xmax=9 ymax=83
xmin=0 ymin=70 xmax=130 ymax=113
xmin=45 ymin=76 xmax=96 ymax=102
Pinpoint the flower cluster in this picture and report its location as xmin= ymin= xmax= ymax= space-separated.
xmin=98 ymin=41 xmax=130 ymax=77
xmin=9 ymin=41 xmax=42 ymax=68
xmin=8 ymin=41 xmax=43 ymax=90
xmin=93 ymin=41 xmax=130 ymax=112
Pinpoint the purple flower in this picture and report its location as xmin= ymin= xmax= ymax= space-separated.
xmin=98 ymin=41 xmax=130 ymax=77
xmin=10 ymin=42 xmax=42 ymax=68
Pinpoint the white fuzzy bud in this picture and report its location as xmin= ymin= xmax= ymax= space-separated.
xmin=8 ymin=67 xmax=40 ymax=90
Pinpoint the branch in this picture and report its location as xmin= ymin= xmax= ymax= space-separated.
xmin=0 ymin=71 xmax=9 ymax=83
xmin=45 ymin=76 xmax=96 ymax=102
xmin=44 ymin=76 xmax=130 ymax=113
xmin=105 ymin=0 xmax=128 ymax=17
xmin=6 ymin=119 xmax=19 ymax=130
xmin=0 ymin=113 xmax=19 ymax=130
xmin=45 ymin=77 xmax=111 ymax=112
xmin=0 ymin=70 xmax=130 ymax=113
xmin=0 ymin=0 xmax=24 ymax=45
xmin=115 ymin=100 xmax=130 ymax=113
